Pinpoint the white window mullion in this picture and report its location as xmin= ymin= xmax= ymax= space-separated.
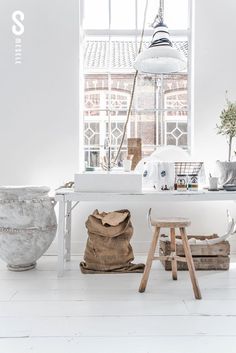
xmin=160 ymin=74 xmax=165 ymax=146
xmin=100 ymin=92 xmax=107 ymax=160
xmin=107 ymin=0 xmax=112 ymax=154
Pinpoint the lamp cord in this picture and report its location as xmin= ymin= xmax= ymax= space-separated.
xmin=113 ymin=0 xmax=149 ymax=165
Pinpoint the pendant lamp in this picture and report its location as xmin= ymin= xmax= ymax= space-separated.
xmin=134 ymin=0 xmax=187 ymax=74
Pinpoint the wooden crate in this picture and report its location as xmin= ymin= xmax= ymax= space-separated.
xmin=159 ymin=234 xmax=230 ymax=270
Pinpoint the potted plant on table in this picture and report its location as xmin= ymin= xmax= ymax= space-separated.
xmin=216 ymin=93 xmax=236 ymax=187
xmin=216 ymin=93 xmax=236 ymax=161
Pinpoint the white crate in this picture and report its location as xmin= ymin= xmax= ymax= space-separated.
xmin=74 ymin=171 xmax=142 ymax=193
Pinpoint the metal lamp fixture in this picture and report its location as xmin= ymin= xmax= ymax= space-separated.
xmin=134 ymin=0 xmax=187 ymax=74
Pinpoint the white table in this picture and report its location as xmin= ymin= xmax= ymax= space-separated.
xmin=55 ymin=188 xmax=236 ymax=276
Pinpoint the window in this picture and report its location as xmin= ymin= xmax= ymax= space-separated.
xmin=82 ymin=0 xmax=190 ymax=168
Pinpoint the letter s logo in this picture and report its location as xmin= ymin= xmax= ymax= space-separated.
xmin=12 ymin=10 xmax=24 ymax=36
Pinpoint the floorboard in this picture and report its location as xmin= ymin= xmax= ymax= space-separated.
xmin=0 ymin=256 xmax=236 ymax=352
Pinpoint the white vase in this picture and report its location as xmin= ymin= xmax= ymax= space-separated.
xmin=0 ymin=186 xmax=57 ymax=271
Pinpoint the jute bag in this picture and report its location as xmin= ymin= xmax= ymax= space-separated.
xmin=80 ymin=209 xmax=144 ymax=273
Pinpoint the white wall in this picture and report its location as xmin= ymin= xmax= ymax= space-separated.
xmin=0 ymin=0 xmax=79 ymax=188
xmin=193 ymin=0 xmax=236 ymax=166
xmin=1 ymin=0 xmax=236 ymax=255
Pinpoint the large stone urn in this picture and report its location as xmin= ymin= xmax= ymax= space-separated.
xmin=0 ymin=186 xmax=57 ymax=271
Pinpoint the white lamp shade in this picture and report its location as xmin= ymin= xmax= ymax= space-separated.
xmin=134 ymin=45 xmax=187 ymax=74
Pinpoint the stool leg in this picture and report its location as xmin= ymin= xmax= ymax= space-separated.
xmin=170 ymin=228 xmax=177 ymax=280
xmin=179 ymin=227 xmax=202 ymax=300
xmin=139 ymin=227 xmax=160 ymax=293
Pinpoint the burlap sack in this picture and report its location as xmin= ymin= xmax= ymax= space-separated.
xmin=80 ymin=209 xmax=144 ymax=273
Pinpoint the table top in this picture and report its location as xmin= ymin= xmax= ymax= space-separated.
xmin=55 ymin=188 xmax=236 ymax=202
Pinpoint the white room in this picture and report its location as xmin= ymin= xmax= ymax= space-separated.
xmin=1 ymin=0 xmax=236 ymax=352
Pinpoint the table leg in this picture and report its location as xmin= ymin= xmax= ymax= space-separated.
xmin=65 ymin=201 xmax=72 ymax=262
xmin=57 ymin=196 xmax=66 ymax=277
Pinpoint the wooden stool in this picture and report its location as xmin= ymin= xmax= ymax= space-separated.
xmin=139 ymin=215 xmax=202 ymax=300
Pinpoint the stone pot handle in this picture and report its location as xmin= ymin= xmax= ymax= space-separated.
xmin=50 ymin=197 xmax=57 ymax=207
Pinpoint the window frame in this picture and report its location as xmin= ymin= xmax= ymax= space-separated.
xmin=79 ymin=0 xmax=192 ymax=169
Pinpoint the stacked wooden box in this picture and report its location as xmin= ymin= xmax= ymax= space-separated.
xmin=159 ymin=234 xmax=230 ymax=270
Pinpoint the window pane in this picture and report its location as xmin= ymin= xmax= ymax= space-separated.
xmin=84 ymin=122 xmax=100 ymax=145
xmin=111 ymin=0 xmax=136 ymax=29
xmin=166 ymin=134 xmax=176 ymax=145
xmin=137 ymin=0 xmax=188 ymax=30
xmin=107 ymin=121 xmax=127 ymax=146
xmin=85 ymin=150 xmax=100 ymax=168
xmin=113 ymin=41 xmax=134 ymax=70
xmin=163 ymin=74 xmax=188 ymax=111
xmin=178 ymin=134 xmax=188 ymax=146
xmin=110 ymin=149 xmax=127 ymax=166
xmin=178 ymin=122 xmax=187 ymax=132
xmin=134 ymin=75 xmax=156 ymax=110
xmin=84 ymin=74 xmax=108 ymax=92
xmin=165 ymin=91 xmax=188 ymax=111
xmin=110 ymin=74 xmax=134 ymax=110
xmin=84 ymin=0 xmax=109 ymax=29
xmin=165 ymin=120 xmax=188 ymax=147
xmin=131 ymin=113 xmax=156 ymax=146
xmin=165 ymin=0 xmax=189 ymax=30
xmin=84 ymin=93 xmax=100 ymax=110
xmin=110 ymin=37 xmax=137 ymax=71
xmin=163 ymin=74 xmax=188 ymax=89
xmin=109 ymin=93 xmax=129 ymax=110
xmin=84 ymin=39 xmax=138 ymax=72
xmin=166 ymin=122 xmax=176 ymax=133
xmin=137 ymin=0 xmax=157 ymax=30
xmin=84 ymin=40 xmax=110 ymax=72
xmin=84 ymin=74 xmax=108 ymax=117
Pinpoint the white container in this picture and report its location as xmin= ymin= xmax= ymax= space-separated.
xmin=139 ymin=160 xmax=175 ymax=190
xmin=74 ymin=171 xmax=142 ymax=193
xmin=0 ymin=186 xmax=57 ymax=271
xmin=123 ymin=159 xmax=132 ymax=172
xmin=209 ymin=177 xmax=218 ymax=191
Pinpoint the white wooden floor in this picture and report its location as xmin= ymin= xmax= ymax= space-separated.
xmin=1 ymin=256 xmax=236 ymax=353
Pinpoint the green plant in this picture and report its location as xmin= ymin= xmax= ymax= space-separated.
xmin=216 ymin=92 xmax=236 ymax=161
